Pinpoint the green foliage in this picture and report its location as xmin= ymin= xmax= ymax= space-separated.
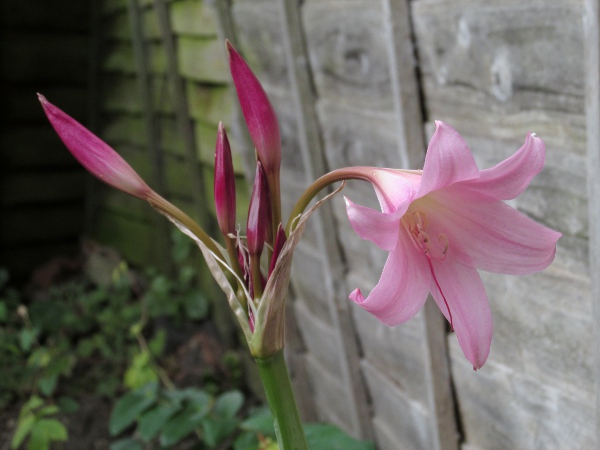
xmin=109 ymin=382 xmax=248 ymax=448
xmin=11 ymin=395 xmax=68 ymax=450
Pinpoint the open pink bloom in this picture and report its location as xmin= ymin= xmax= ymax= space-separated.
xmin=345 ymin=121 xmax=561 ymax=369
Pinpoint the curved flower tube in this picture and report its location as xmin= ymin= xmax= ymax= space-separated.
xmin=344 ymin=121 xmax=561 ymax=369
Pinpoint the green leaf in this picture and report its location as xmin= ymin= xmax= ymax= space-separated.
xmin=304 ymin=423 xmax=375 ymax=450
xmin=239 ymin=407 xmax=276 ymax=437
xmin=109 ymin=382 xmax=159 ymax=436
xmin=165 ymin=387 xmax=211 ymax=411
xmin=159 ymin=402 xmax=210 ymax=447
xmin=11 ymin=413 xmax=35 ymax=449
xmin=109 ymin=438 xmax=144 ymax=450
xmin=0 ymin=301 xmax=8 ymax=322
xmin=19 ymin=328 xmax=38 ymax=352
xmin=27 ymin=347 xmax=50 ymax=368
xmin=21 ymin=396 xmax=44 ymax=415
xmin=57 ymin=397 xmax=79 ymax=414
xmin=36 ymin=405 xmax=59 ymax=417
xmin=214 ymin=390 xmax=244 ymax=419
xmin=137 ymin=404 xmax=180 ymax=442
xmin=233 ymin=431 xmax=259 ymax=450
xmin=38 ymin=374 xmax=58 ymax=396
xmin=148 ymin=329 xmax=166 ymax=357
xmin=182 ymin=290 xmax=209 ymax=319
xmin=124 ymin=351 xmax=158 ymax=390
xmin=27 ymin=418 xmax=68 ymax=450
xmin=202 ymin=416 xmax=239 ymax=447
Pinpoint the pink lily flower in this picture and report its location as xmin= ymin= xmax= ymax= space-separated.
xmin=345 ymin=121 xmax=561 ymax=369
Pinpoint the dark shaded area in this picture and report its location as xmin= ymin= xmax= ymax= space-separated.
xmin=0 ymin=0 xmax=91 ymax=281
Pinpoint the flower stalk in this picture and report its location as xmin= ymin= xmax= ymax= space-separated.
xmin=255 ymin=351 xmax=308 ymax=450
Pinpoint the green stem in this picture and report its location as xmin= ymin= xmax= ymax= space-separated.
xmin=255 ymin=351 xmax=308 ymax=450
xmin=285 ymin=167 xmax=372 ymax=235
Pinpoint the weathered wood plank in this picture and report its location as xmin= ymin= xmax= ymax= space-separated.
xmin=170 ymin=0 xmax=218 ymax=37
xmin=302 ymin=0 xmax=393 ymax=112
xmin=177 ymin=36 xmax=229 ymax=83
xmin=413 ymin=1 xmax=584 ymax=115
xmin=293 ymin=301 xmax=343 ymax=376
xmin=304 ymin=354 xmax=358 ymax=431
xmin=93 ymin=210 xmax=156 ymax=266
xmin=583 ymin=0 xmax=600 ymax=438
xmin=361 ymin=360 xmax=435 ymax=450
xmin=450 ymin=340 xmax=595 ymax=449
xmin=102 ymin=41 xmax=167 ymax=74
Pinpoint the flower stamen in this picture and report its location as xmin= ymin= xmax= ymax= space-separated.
xmin=402 ymin=211 xmax=453 ymax=329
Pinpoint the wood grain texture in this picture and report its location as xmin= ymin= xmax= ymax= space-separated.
xmin=584 ymin=0 xmax=600 ymax=438
xmin=413 ymin=0 xmax=594 ymax=447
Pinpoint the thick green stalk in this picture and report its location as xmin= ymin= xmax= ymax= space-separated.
xmin=255 ymin=351 xmax=308 ymax=450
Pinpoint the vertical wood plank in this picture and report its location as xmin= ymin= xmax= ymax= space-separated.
xmin=127 ymin=0 xmax=171 ymax=268
xmin=382 ymin=1 xmax=458 ymax=448
xmin=583 ymin=0 xmax=600 ymax=441
xmin=278 ymin=0 xmax=374 ymax=439
xmin=153 ymin=0 xmax=209 ymax=229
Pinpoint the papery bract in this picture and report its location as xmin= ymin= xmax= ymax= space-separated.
xmin=345 ymin=121 xmax=561 ymax=369
xmin=38 ymin=94 xmax=152 ymax=199
xmin=214 ymin=122 xmax=237 ymax=236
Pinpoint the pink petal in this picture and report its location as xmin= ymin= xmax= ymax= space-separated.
xmin=246 ymin=162 xmax=269 ymax=257
xmin=349 ymin=231 xmax=430 ymax=325
xmin=369 ymin=169 xmax=420 ymax=213
xmin=214 ymin=122 xmax=237 ymax=236
xmin=421 ymin=187 xmax=561 ymax=275
xmin=226 ymin=41 xmax=281 ymax=176
xmin=39 ymin=94 xmax=152 ymax=199
xmin=344 ymin=197 xmax=409 ymax=251
xmin=429 ymin=258 xmax=492 ymax=370
xmin=417 ymin=121 xmax=480 ymax=198
xmin=461 ymin=133 xmax=545 ymax=200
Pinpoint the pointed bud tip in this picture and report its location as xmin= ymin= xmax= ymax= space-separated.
xmin=37 ymin=93 xmax=47 ymax=103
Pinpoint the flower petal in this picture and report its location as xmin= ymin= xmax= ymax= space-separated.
xmin=417 ymin=121 xmax=480 ymax=198
xmin=421 ymin=187 xmax=561 ymax=275
xmin=460 ymin=133 xmax=545 ymax=200
xmin=429 ymin=258 xmax=492 ymax=370
xmin=344 ymin=196 xmax=408 ymax=251
xmin=369 ymin=169 xmax=420 ymax=213
xmin=226 ymin=41 xmax=281 ymax=175
xmin=349 ymin=231 xmax=430 ymax=325
xmin=39 ymin=94 xmax=152 ymax=199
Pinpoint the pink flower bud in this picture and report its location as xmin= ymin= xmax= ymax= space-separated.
xmin=268 ymin=224 xmax=287 ymax=277
xmin=214 ymin=122 xmax=237 ymax=236
xmin=226 ymin=41 xmax=281 ymax=177
xmin=38 ymin=94 xmax=152 ymax=200
xmin=246 ymin=162 xmax=269 ymax=257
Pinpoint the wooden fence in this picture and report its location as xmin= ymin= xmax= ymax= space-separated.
xmin=4 ymin=0 xmax=597 ymax=448
xmin=213 ymin=1 xmax=597 ymax=449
